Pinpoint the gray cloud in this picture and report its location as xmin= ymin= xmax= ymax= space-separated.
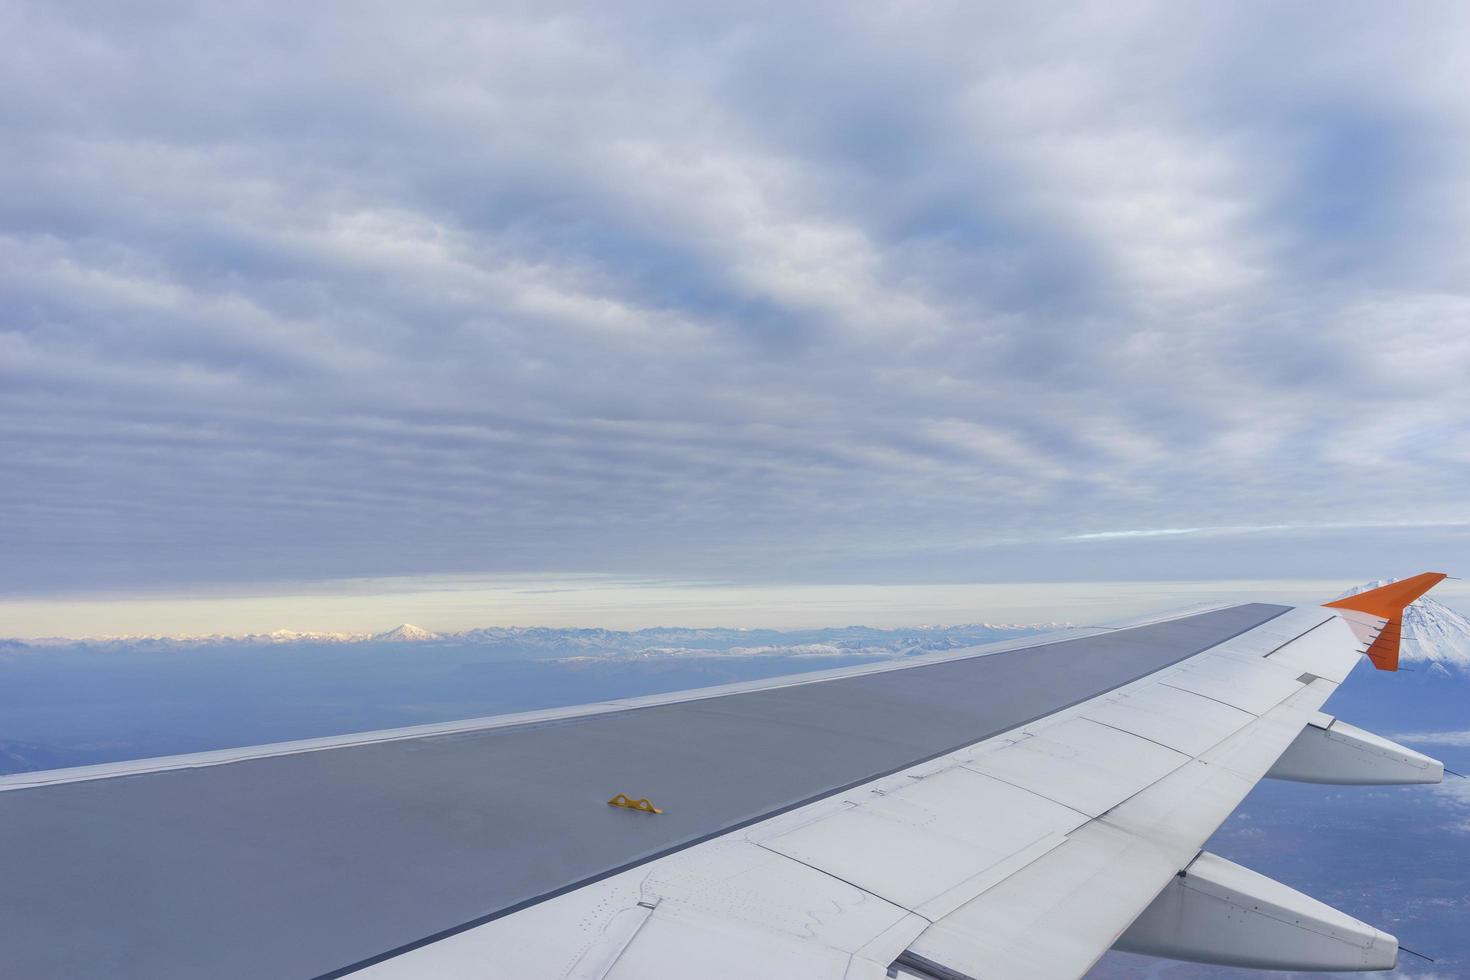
xmin=3 ymin=1 xmax=1470 ymax=595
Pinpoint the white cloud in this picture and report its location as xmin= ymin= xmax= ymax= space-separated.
xmin=1396 ymin=731 xmax=1470 ymax=747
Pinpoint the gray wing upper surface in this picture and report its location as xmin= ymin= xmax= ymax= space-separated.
xmin=0 ymin=604 xmax=1288 ymax=980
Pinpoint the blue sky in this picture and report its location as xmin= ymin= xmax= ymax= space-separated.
xmin=3 ymin=2 xmax=1469 ymax=634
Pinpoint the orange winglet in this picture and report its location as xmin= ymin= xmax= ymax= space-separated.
xmin=1324 ymin=572 xmax=1447 ymax=671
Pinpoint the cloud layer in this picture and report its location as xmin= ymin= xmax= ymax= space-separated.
xmin=4 ymin=1 xmax=1470 ymax=594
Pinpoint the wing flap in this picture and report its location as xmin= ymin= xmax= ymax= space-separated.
xmin=903 ymin=818 xmax=1182 ymax=979
xmin=960 ymin=717 xmax=1188 ymax=817
xmin=1080 ymin=683 xmax=1255 ymax=756
xmin=758 ymin=768 xmax=1085 ymax=917
xmin=606 ymin=901 xmax=852 ymax=980
xmin=1160 ymin=652 xmax=1312 ymax=713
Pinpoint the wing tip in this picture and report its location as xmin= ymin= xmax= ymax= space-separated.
xmin=1323 ymin=572 xmax=1449 ymax=671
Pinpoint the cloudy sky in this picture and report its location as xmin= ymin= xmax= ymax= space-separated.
xmin=4 ymin=2 xmax=1469 ymax=634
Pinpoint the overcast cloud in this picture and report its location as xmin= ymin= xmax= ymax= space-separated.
xmin=4 ymin=1 xmax=1470 ymax=599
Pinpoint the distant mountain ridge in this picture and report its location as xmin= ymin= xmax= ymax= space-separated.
xmin=0 ymin=621 xmax=1065 ymax=661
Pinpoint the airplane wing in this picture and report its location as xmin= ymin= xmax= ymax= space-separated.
xmin=0 ymin=575 xmax=1448 ymax=979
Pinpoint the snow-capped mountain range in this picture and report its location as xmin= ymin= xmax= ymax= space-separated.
xmin=1 ymin=622 xmax=1064 ymax=661
xmin=1336 ymin=579 xmax=1470 ymax=670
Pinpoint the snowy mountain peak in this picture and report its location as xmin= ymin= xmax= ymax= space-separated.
xmin=372 ymin=623 xmax=441 ymax=643
xmin=1337 ymin=579 xmax=1470 ymax=670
